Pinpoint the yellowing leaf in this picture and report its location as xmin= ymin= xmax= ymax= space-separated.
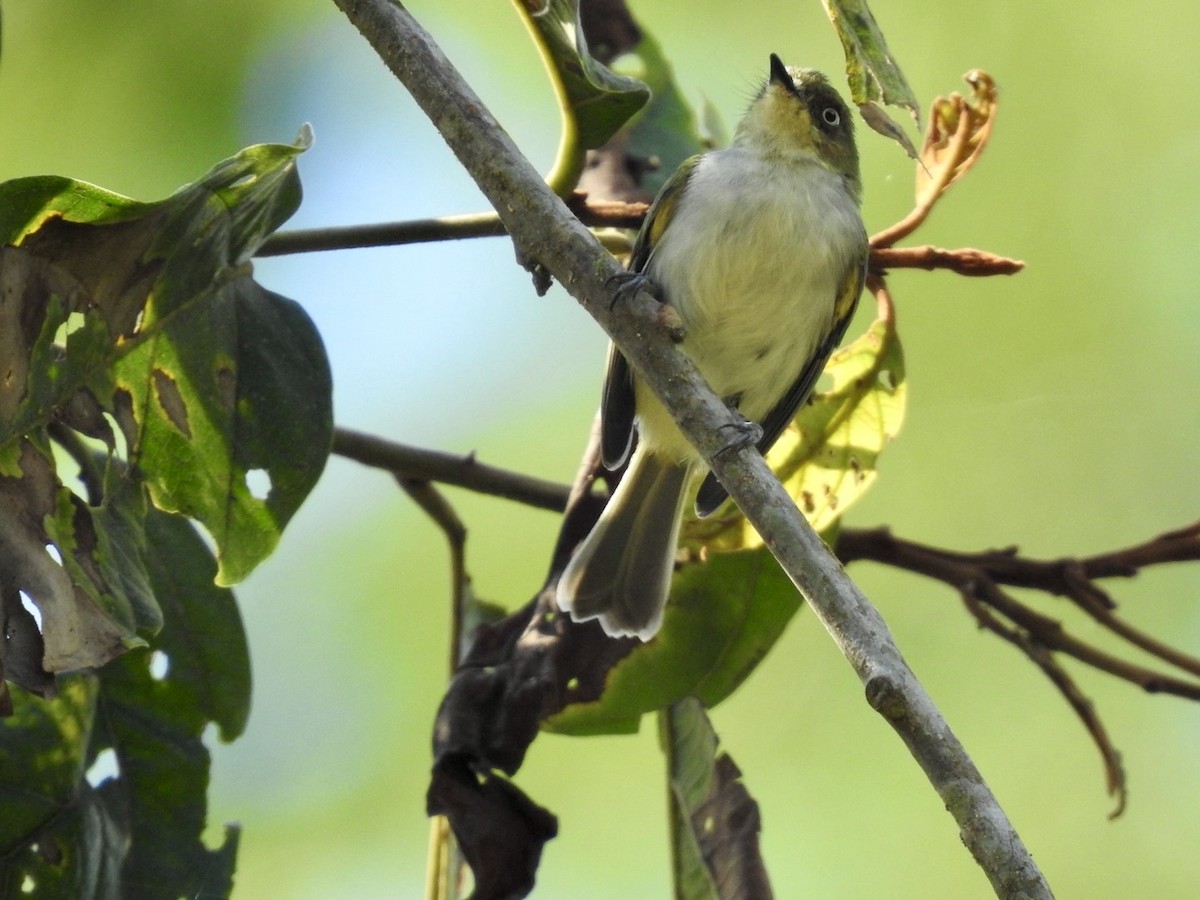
xmin=769 ymin=293 xmax=905 ymax=536
xmin=687 ymin=291 xmax=905 ymax=552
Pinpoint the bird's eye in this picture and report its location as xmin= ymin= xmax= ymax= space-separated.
xmin=821 ymin=107 xmax=841 ymax=127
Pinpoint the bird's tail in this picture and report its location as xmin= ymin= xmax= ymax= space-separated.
xmin=556 ymin=449 xmax=689 ymax=641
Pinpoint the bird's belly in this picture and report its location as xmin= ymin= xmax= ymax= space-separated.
xmin=655 ymin=224 xmax=843 ymax=418
xmin=633 ymin=157 xmax=862 ymax=463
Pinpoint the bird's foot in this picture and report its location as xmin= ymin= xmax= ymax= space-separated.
xmin=606 ymin=270 xmax=660 ymax=308
xmin=606 ymin=272 xmax=685 ymax=342
xmin=715 ymin=418 xmax=763 ymax=457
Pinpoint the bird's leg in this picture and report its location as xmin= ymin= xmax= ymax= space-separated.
xmin=606 ymin=272 xmax=685 ymax=342
xmin=607 ymin=270 xmax=660 ymax=307
xmin=714 ymin=394 xmax=764 ymax=457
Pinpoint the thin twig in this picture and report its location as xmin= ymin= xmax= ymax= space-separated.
xmin=258 ymin=212 xmax=505 ymax=256
xmin=869 ymin=245 xmax=1024 ymax=276
xmin=960 ymin=591 xmax=1127 ymax=817
xmin=396 ymin=473 xmax=470 ymax=900
xmin=332 ymin=427 xmax=570 ymax=511
xmin=331 ymin=2 xmax=1054 ymax=895
xmin=838 ymin=526 xmax=1200 ymax=687
xmin=256 ymin=195 xmax=646 ymax=257
xmin=837 ymin=523 xmax=1200 ymax=815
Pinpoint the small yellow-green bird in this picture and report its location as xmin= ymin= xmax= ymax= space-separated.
xmin=557 ymin=54 xmax=868 ymax=640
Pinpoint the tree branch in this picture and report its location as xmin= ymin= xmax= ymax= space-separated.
xmin=838 ymin=523 xmax=1200 ymax=817
xmin=837 ymin=524 xmax=1200 ymax=691
xmin=332 ymin=427 xmax=570 ymax=511
xmin=257 ymin=195 xmax=644 ymax=257
xmin=330 ymin=1 xmax=1052 ymax=895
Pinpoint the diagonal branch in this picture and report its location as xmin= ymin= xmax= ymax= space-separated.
xmin=330 ymin=1 xmax=1053 ymax=896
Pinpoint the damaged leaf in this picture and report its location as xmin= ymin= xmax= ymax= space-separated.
xmin=822 ymin=0 xmax=921 ymax=155
xmin=0 ymin=506 xmax=248 ymax=896
xmin=663 ymin=698 xmax=772 ymax=900
xmin=0 ymin=128 xmax=330 ymax=686
xmin=692 ymin=290 xmax=906 ymax=548
xmin=915 ymin=70 xmax=998 ymax=209
xmin=427 ymin=757 xmax=558 ymax=900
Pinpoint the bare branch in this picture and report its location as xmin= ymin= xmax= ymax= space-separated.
xmin=960 ymin=591 xmax=1127 ymax=817
xmin=256 ymin=195 xmax=644 ymax=257
xmin=838 ymin=523 xmax=1200 ymax=815
xmin=838 ymin=525 xmax=1200 ymax=688
xmin=258 ymin=212 xmax=506 ymax=256
xmin=332 ymin=427 xmax=570 ymax=512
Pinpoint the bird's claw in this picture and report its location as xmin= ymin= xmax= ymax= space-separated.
xmin=715 ymin=419 xmax=764 ymax=457
xmin=607 ymin=271 xmax=660 ymax=309
xmin=607 ymin=271 xmax=686 ymax=341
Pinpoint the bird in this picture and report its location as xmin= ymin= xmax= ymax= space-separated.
xmin=556 ymin=54 xmax=868 ymax=641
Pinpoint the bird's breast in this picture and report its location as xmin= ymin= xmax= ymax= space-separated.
xmin=644 ymin=150 xmax=863 ymax=423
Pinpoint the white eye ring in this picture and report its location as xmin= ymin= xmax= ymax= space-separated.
xmin=821 ymin=107 xmax=841 ymax=127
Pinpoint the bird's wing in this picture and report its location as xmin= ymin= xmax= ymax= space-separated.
xmin=600 ymin=155 xmax=702 ymax=470
xmin=693 ymin=252 xmax=867 ymax=517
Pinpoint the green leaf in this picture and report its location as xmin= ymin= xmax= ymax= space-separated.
xmin=42 ymin=468 xmax=163 ymax=650
xmin=662 ymin=699 xmax=772 ymax=899
xmin=0 ymin=676 xmax=99 ymax=858
xmin=663 ymin=699 xmax=720 ymax=900
xmin=823 ymin=0 xmax=920 ymax=124
xmin=112 ymin=275 xmax=332 ymax=585
xmin=0 ymin=441 xmax=133 ymax=674
xmin=610 ymin=29 xmax=708 ymax=195
xmin=90 ymin=509 xmax=248 ymax=897
xmin=546 ymin=548 xmax=797 ymax=735
xmin=0 ymin=509 xmax=247 ymax=897
xmin=138 ymin=509 xmax=251 ymax=741
xmin=823 ymin=0 xmax=921 ymax=158
xmin=0 ymin=129 xmax=328 ymax=680
xmin=0 ymin=676 xmax=131 ymax=900
xmin=515 ymin=0 xmax=650 ymax=149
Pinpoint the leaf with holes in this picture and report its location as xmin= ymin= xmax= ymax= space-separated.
xmin=0 ymin=675 xmax=128 ymax=898
xmin=89 ymin=508 xmax=248 ymax=897
xmin=663 ymin=698 xmax=772 ymax=900
xmin=0 ymin=508 xmax=247 ymax=896
xmin=0 ymin=128 xmax=329 ymax=684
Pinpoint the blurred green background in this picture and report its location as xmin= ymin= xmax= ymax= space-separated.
xmin=4 ymin=0 xmax=1199 ymax=896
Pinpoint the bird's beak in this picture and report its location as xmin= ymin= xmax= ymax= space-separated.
xmin=769 ymin=53 xmax=795 ymax=91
